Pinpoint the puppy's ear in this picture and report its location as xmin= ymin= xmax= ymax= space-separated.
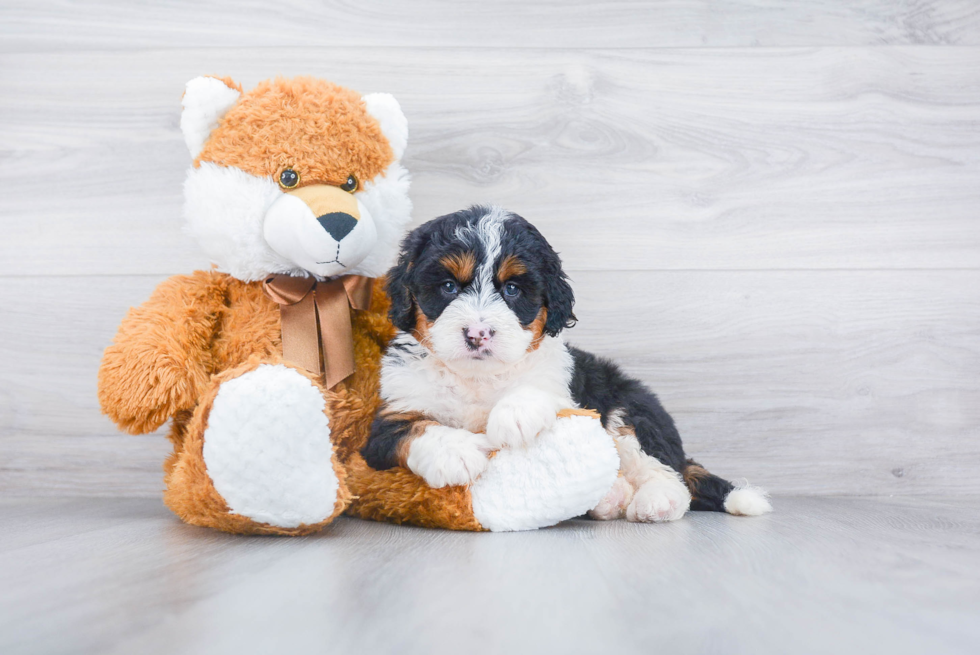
xmin=384 ymin=254 xmax=415 ymax=333
xmin=544 ymin=271 xmax=576 ymax=337
xmin=543 ymin=251 xmax=577 ymax=337
xmin=385 ymin=229 xmax=427 ymax=333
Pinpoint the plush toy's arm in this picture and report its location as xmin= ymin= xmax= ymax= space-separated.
xmin=98 ymin=271 xmax=225 ymax=434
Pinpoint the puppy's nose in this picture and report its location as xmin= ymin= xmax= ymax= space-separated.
xmin=463 ymin=324 xmax=494 ymax=350
xmin=317 ymin=212 xmax=358 ymax=241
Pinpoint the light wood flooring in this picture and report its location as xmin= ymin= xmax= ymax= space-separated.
xmin=2 ymin=496 xmax=979 ymax=655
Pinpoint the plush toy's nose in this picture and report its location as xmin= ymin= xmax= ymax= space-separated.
xmin=317 ymin=213 xmax=358 ymax=241
xmin=286 ymin=184 xmax=360 ymax=241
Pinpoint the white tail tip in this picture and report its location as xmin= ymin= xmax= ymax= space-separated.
xmin=724 ymin=486 xmax=773 ymax=516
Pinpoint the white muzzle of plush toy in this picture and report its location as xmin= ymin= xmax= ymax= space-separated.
xmin=264 ymin=184 xmax=378 ymax=278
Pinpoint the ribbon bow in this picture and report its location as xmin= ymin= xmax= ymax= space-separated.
xmin=263 ymin=274 xmax=374 ymax=389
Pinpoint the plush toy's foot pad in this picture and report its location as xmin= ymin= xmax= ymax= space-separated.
xmin=471 ymin=415 xmax=620 ymax=532
xmin=202 ymin=364 xmax=339 ymax=528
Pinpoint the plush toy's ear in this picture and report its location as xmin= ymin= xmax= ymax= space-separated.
xmin=363 ymin=93 xmax=408 ymax=161
xmin=180 ymin=76 xmax=242 ymax=158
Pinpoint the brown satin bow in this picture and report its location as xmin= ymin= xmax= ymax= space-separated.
xmin=263 ymin=274 xmax=374 ymax=389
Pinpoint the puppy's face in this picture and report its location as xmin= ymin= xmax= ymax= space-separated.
xmin=387 ymin=206 xmax=576 ymax=375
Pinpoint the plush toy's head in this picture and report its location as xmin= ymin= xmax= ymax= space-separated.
xmin=180 ymin=76 xmax=412 ymax=282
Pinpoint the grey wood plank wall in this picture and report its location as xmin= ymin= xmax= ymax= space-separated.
xmin=1 ymin=2 xmax=978 ymax=497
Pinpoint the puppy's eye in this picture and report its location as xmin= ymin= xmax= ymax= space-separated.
xmin=340 ymin=174 xmax=358 ymax=193
xmin=441 ymin=280 xmax=459 ymax=295
xmin=279 ymin=168 xmax=300 ymax=189
xmin=502 ymin=282 xmax=520 ymax=298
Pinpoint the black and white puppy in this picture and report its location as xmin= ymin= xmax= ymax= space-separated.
xmin=362 ymin=206 xmax=771 ymax=522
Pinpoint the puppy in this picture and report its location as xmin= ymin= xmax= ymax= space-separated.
xmin=362 ymin=206 xmax=771 ymax=521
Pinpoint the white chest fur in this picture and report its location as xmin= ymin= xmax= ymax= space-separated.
xmin=380 ymin=334 xmax=575 ymax=433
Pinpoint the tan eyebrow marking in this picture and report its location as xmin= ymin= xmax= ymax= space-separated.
xmin=497 ymin=254 xmax=527 ymax=282
xmin=440 ymin=251 xmax=477 ymax=284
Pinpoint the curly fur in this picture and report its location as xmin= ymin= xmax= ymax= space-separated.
xmin=197 ymin=76 xmax=394 ymax=187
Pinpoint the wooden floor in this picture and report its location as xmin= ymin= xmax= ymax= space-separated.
xmin=3 ymin=2 xmax=980 ymax=499
xmin=1 ymin=496 xmax=978 ymax=655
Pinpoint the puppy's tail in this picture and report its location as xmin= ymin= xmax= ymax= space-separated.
xmin=681 ymin=459 xmax=772 ymax=516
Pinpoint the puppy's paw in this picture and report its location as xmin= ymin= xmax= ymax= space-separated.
xmin=626 ymin=477 xmax=691 ymax=523
xmin=486 ymin=389 xmax=563 ymax=449
xmin=589 ymin=476 xmax=634 ymax=521
xmin=406 ymin=426 xmax=491 ymax=488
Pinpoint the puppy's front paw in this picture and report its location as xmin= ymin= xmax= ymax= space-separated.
xmin=406 ymin=426 xmax=491 ymax=488
xmin=626 ymin=477 xmax=691 ymax=523
xmin=485 ymin=388 xmax=564 ymax=449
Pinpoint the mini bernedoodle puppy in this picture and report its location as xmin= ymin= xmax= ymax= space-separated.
xmin=362 ymin=206 xmax=771 ymax=522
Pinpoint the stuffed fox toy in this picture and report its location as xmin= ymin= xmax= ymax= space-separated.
xmin=97 ymin=76 xmax=619 ymax=535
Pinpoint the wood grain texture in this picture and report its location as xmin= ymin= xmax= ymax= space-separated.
xmin=570 ymin=271 xmax=980 ymax=496
xmin=1 ymin=1 xmax=979 ymax=50
xmin=2 ymin=4 xmax=979 ymax=499
xmin=2 ymin=47 xmax=980 ymax=275
xmin=2 ymin=271 xmax=977 ymax=496
xmin=1 ymin=497 xmax=978 ymax=655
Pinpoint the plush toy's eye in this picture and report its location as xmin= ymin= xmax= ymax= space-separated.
xmin=340 ymin=174 xmax=358 ymax=193
xmin=441 ymin=280 xmax=459 ymax=296
xmin=502 ymin=282 xmax=520 ymax=298
xmin=279 ymin=169 xmax=300 ymax=189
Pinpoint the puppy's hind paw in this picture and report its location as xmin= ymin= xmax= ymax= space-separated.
xmin=626 ymin=478 xmax=691 ymax=523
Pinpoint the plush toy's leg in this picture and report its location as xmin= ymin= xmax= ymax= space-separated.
xmin=469 ymin=413 xmax=620 ymax=532
xmin=345 ymin=453 xmax=485 ymax=531
xmin=164 ymin=360 xmax=350 ymax=535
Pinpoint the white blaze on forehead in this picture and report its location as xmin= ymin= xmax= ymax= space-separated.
xmin=454 ymin=205 xmax=510 ymax=293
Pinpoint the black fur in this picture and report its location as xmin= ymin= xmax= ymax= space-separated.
xmin=385 ymin=206 xmax=576 ymax=335
xmin=362 ymin=409 xmax=420 ymax=471
xmin=683 ymin=459 xmax=736 ymax=512
xmin=495 ymin=215 xmax=577 ymax=336
xmin=567 ymin=348 xmax=735 ymax=512
xmin=568 ymin=347 xmax=686 ymax=471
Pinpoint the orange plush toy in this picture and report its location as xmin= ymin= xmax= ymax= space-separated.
xmin=98 ymin=76 xmax=619 ymax=535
